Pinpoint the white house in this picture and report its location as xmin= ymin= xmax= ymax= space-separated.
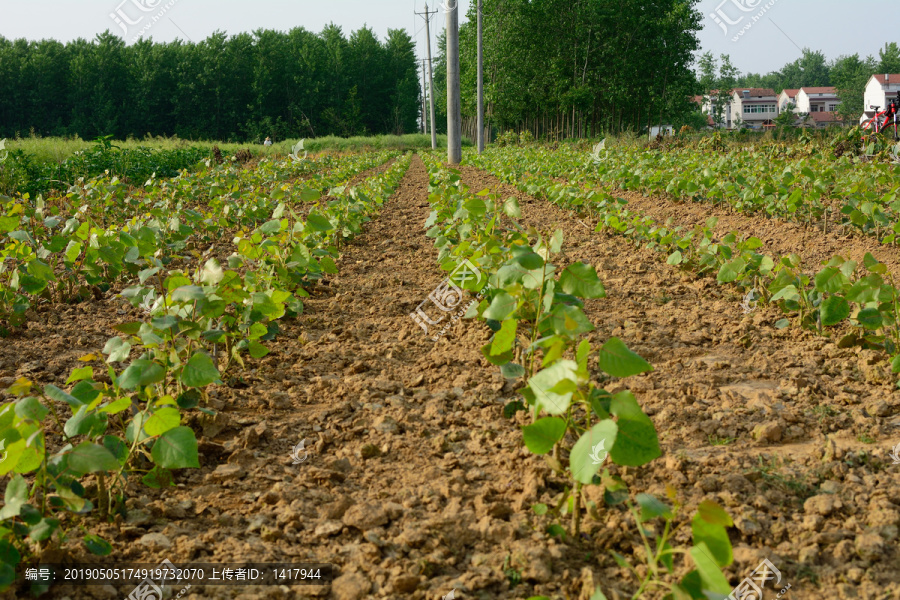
xmin=795 ymin=87 xmax=840 ymax=113
xmin=778 ymin=89 xmax=799 ymax=112
xmin=861 ymin=74 xmax=900 ymax=124
xmin=695 ymin=91 xmax=732 ymax=128
xmin=732 ymin=88 xmax=778 ymax=129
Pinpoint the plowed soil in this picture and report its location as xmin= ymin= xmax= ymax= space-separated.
xmin=0 ymin=155 xmax=898 ymax=600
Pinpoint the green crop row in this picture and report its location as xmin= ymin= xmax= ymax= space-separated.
xmin=419 ymin=153 xmax=736 ymax=600
xmin=469 ymin=149 xmax=900 ymax=384
xmin=468 ymin=143 xmax=900 ymax=246
xmin=0 ymin=151 xmax=397 ymax=335
xmin=0 ymin=152 xmax=410 ymax=594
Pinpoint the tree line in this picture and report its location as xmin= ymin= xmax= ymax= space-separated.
xmin=697 ymin=44 xmax=900 ymax=121
xmin=0 ymin=27 xmax=421 ymax=142
xmin=427 ymin=0 xmax=704 ymax=139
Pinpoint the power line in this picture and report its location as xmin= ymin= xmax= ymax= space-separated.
xmin=415 ymin=3 xmax=439 ymax=149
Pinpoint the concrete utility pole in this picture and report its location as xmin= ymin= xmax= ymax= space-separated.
xmin=421 ymin=58 xmax=428 ymax=134
xmin=477 ymin=0 xmax=484 ymax=154
xmin=446 ymin=0 xmax=461 ymax=164
xmin=416 ymin=4 xmax=439 ymax=149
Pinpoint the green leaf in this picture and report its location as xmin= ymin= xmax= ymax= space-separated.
xmin=176 ymin=390 xmax=202 ymax=409
xmin=503 ymin=196 xmax=522 ymax=218
xmin=814 ymin=267 xmax=850 ymax=293
xmin=689 ymin=544 xmax=732 ymax=594
xmin=306 ymin=214 xmax=333 ymax=231
xmin=589 ymin=589 xmax=609 ymax=600
xmin=609 ymin=391 xmax=660 ymax=466
xmin=181 ymin=352 xmax=221 ymax=388
xmin=532 ymin=503 xmax=548 ymax=516
xmin=117 ymin=360 xmax=165 ymax=390
xmin=65 ymin=366 xmax=93 ymax=384
xmin=820 ymin=296 xmax=850 ymax=327
xmin=99 ymin=397 xmax=132 ymax=415
xmin=491 ymin=319 xmax=517 ymax=355
xmin=464 ymin=197 xmax=487 ymax=216
xmin=29 ymin=518 xmax=59 ymax=542
xmin=856 ymin=307 xmax=883 ymax=330
xmin=142 ymin=467 xmax=174 ymax=489
xmin=248 ymin=340 xmax=269 ymax=359
xmin=546 ymin=524 xmax=566 ymax=540
xmin=0 ymin=475 xmax=27 ymax=520
xmin=697 ymin=500 xmax=734 ymax=526
xmin=200 ymin=258 xmax=224 ymax=285
xmin=717 ymin=257 xmax=746 ymax=284
xmin=775 ymin=318 xmax=790 ymax=329
xmin=598 ymin=338 xmax=653 ymax=378
xmin=103 ymin=336 xmax=132 ymax=363
xmin=570 ymin=421 xmax=618 ymax=484
xmin=636 ymin=493 xmax=673 ymax=523
xmin=107 ymin=321 xmax=143 ymax=336
xmin=483 ymin=291 xmax=517 ymax=321
xmin=171 ymin=285 xmax=205 ymax=302
xmin=522 ymin=417 xmax=567 ymax=455
xmin=500 ymin=362 xmax=526 ymax=380
xmin=559 ymin=263 xmax=606 ymax=298
xmin=151 ymin=426 xmax=199 ymax=469
xmin=15 ymin=397 xmax=48 ymax=422
xmin=319 ymin=255 xmax=338 ymax=274
xmin=502 ymin=400 xmax=526 ymax=418
xmin=143 ymin=407 xmax=181 ymax=437
xmin=527 ymin=360 xmax=578 ymax=415
xmin=83 ymin=534 xmax=113 ymax=556
xmin=667 ymin=251 xmax=683 ymax=265
xmin=692 ymin=511 xmax=733 ymax=567
xmin=549 ymin=305 xmax=595 ymax=337
xmin=68 ymin=442 xmax=120 ymax=475
xmin=44 ymin=384 xmax=84 ymax=408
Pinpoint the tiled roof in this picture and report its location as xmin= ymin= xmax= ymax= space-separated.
xmin=801 ymin=87 xmax=837 ymax=94
xmin=873 ymin=74 xmax=900 ymax=84
xmin=780 ymin=88 xmax=799 ymax=98
xmin=810 ymin=112 xmax=843 ymax=123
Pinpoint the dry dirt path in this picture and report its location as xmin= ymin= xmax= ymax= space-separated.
xmin=456 ymin=164 xmax=900 ymax=600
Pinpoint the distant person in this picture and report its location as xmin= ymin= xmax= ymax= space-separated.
xmin=264 ymin=137 xmax=273 ymax=146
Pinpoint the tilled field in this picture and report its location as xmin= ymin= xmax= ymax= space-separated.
xmin=1 ymin=154 xmax=899 ymax=600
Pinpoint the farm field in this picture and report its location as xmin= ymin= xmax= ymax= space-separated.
xmin=0 ymin=140 xmax=899 ymax=600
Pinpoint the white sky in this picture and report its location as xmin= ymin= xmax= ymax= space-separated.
xmin=0 ymin=1 xmax=897 ymax=77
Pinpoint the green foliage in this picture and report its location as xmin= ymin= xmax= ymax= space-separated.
xmin=467 ymin=143 xmax=900 ymax=384
xmin=0 ymin=148 xmax=412 ymax=591
xmin=453 ymin=0 xmax=703 ymax=137
xmin=0 ymin=28 xmax=422 ymax=142
xmin=420 ymin=151 xmax=732 ymax=599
